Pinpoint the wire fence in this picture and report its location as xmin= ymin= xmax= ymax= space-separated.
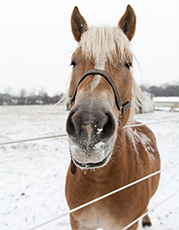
xmin=1 ymin=118 xmax=179 ymax=230
xmin=122 ymin=189 xmax=179 ymax=230
xmin=0 ymin=119 xmax=179 ymax=146
xmin=0 ymin=134 xmax=67 ymax=146
xmin=29 ymin=162 xmax=179 ymax=230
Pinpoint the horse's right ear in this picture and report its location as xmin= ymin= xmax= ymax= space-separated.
xmin=71 ymin=6 xmax=88 ymax=42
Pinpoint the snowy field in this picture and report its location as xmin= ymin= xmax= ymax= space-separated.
xmin=153 ymin=97 xmax=179 ymax=112
xmin=0 ymin=105 xmax=179 ymax=230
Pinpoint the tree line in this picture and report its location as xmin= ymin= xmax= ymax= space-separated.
xmin=140 ymin=83 xmax=179 ymax=97
xmin=0 ymin=88 xmax=63 ymax=105
xmin=0 ymin=83 xmax=178 ymax=105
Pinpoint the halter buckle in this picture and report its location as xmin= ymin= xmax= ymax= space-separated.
xmin=118 ymin=106 xmax=123 ymax=125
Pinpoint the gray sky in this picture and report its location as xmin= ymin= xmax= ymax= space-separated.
xmin=0 ymin=0 xmax=179 ymax=95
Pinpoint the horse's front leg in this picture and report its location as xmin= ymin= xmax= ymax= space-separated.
xmin=142 ymin=209 xmax=152 ymax=227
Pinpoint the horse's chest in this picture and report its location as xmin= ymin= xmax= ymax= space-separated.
xmin=77 ymin=205 xmax=121 ymax=230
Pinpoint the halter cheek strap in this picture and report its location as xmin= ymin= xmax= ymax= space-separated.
xmin=69 ymin=69 xmax=131 ymax=175
xmin=70 ymin=69 xmax=131 ymax=124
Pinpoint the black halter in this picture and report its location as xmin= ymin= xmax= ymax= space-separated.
xmin=69 ymin=69 xmax=131 ymax=175
xmin=70 ymin=69 xmax=131 ymax=124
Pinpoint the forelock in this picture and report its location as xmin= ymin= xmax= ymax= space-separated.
xmin=80 ymin=26 xmax=132 ymax=63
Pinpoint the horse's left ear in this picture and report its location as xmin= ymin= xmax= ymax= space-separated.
xmin=71 ymin=6 xmax=88 ymax=42
xmin=118 ymin=5 xmax=136 ymax=41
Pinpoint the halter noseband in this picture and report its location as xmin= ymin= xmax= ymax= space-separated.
xmin=69 ymin=69 xmax=131 ymax=175
xmin=70 ymin=69 xmax=131 ymax=125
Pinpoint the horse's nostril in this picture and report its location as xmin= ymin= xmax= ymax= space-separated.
xmin=66 ymin=108 xmax=116 ymax=143
xmin=66 ymin=109 xmax=87 ymax=139
xmin=100 ymin=112 xmax=116 ymax=140
xmin=66 ymin=111 xmax=76 ymax=137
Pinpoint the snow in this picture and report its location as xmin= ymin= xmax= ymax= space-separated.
xmin=94 ymin=141 xmax=105 ymax=149
xmin=0 ymin=105 xmax=179 ymax=230
xmin=153 ymin=97 xmax=179 ymax=103
xmin=153 ymin=97 xmax=179 ymax=112
xmin=133 ymin=130 xmax=156 ymax=162
xmin=96 ymin=128 xmax=103 ymax=135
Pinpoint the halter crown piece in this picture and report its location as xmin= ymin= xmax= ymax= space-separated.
xmin=70 ymin=69 xmax=131 ymax=125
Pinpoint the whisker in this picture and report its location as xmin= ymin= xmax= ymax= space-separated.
xmin=110 ymin=158 xmax=121 ymax=167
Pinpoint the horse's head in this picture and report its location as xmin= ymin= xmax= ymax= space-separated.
xmin=66 ymin=5 xmax=137 ymax=170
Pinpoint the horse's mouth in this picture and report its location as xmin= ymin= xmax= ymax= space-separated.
xmin=73 ymin=152 xmax=111 ymax=169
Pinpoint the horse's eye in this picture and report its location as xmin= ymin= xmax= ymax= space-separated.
xmin=125 ymin=62 xmax=132 ymax=69
xmin=70 ymin=61 xmax=76 ymax=67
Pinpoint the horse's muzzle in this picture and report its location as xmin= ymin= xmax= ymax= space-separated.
xmin=66 ymin=103 xmax=117 ymax=168
xmin=66 ymin=106 xmax=116 ymax=146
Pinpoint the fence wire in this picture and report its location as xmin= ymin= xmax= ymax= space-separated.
xmin=29 ymin=162 xmax=179 ymax=230
xmin=0 ymin=119 xmax=179 ymax=146
xmin=122 ymin=189 xmax=179 ymax=230
xmin=1 ymin=118 xmax=179 ymax=230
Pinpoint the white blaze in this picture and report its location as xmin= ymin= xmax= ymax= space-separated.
xmin=90 ymin=56 xmax=106 ymax=91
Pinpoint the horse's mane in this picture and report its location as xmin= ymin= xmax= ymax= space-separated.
xmin=80 ymin=26 xmax=144 ymax=146
xmin=80 ymin=26 xmax=131 ymax=63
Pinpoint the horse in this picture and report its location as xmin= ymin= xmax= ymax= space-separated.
xmin=65 ymin=5 xmax=160 ymax=230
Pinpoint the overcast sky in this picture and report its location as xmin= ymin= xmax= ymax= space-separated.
xmin=0 ymin=0 xmax=179 ymax=95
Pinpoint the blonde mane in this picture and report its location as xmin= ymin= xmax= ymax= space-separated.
xmin=80 ymin=26 xmax=132 ymax=64
xmin=79 ymin=26 xmax=144 ymax=145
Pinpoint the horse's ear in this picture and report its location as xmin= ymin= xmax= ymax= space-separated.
xmin=118 ymin=5 xmax=136 ymax=41
xmin=71 ymin=6 xmax=88 ymax=42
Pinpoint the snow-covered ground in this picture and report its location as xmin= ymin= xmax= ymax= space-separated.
xmin=0 ymin=105 xmax=179 ymax=230
xmin=153 ymin=97 xmax=179 ymax=103
xmin=153 ymin=97 xmax=179 ymax=112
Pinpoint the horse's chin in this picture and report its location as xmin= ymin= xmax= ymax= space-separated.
xmin=73 ymin=151 xmax=111 ymax=170
xmin=68 ymin=133 xmax=117 ymax=170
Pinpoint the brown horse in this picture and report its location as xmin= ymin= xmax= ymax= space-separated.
xmin=65 ymin=5 xmax=160 ymax=230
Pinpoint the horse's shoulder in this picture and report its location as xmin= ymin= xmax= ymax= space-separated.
xmin=133 ymin=122 xmax=156 ymax=144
